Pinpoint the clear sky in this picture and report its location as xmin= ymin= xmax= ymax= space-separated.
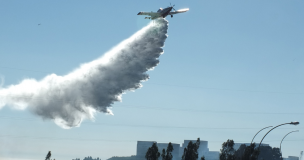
xmin=0 ymin=0 xmax=303 ymax=160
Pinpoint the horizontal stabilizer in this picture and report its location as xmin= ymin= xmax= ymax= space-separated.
xmin=145 ymin=17 xmax=151 ymax=19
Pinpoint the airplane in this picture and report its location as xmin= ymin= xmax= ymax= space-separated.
xmin=137 ymin=4 xmax=189 ymax=20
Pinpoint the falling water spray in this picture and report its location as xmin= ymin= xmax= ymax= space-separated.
xmin=0 ymin=19 xmax=168 ymax=129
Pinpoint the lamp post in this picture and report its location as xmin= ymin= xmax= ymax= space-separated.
xmin=280 ymin=130 xmax=299 ymax=159
xmin=245 ymin=126 xmax=273 ymax=160
xmin=251 ymin=126 xmax=273 ymax=144
xmin=257 ymin=121 xmax=299 ymax=160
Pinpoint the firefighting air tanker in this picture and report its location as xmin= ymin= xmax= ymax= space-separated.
xmin=137 ymin=4 xmax=189 ymax=20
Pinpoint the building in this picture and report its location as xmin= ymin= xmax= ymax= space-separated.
xmin=203 ymin=151 xmax=220 ymax=160
xmin=107 ymin=140 xmax=299 ymax=160
xmin=233 ymin=143 xmax=269 ymax=150
xmin=135 ymin=140 xmax=219 ymax=160
xmin=179 ymin=140 xmax=208 ymax=159
xmin=136 ymin=141 xmax=180 ymax=160
xmin=136 ymin=141 xmax=156 ymax=159
xmin=284 ymin=156 xmax=299 ymax=160
xmin=179 ymin=140 xmax=219 ymax=160
xmin=157 ymin=143 xmax=180 ymax=160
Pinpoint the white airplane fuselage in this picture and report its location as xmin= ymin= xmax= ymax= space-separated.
xmin=156 ymin=7 xmax=173 ymax=18
xmin=137 ymin=6 xmax=189 ymax=20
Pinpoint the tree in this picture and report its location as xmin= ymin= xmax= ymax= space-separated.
xmin=145 ymin=142 xmax=160 ymax=160
xmin=161 ymin=142 xmax=174 ymax=160
xmin=182 ymin=138 xmax=201 ymax=160
xmin=257 ymin=146 xmax=281 ymax=160
xmin=233 ymin=143 xmax=281 ymax=160
xmin=234 ymin=144 xmax=246 ymax=160
xmin=220 ymin=139 xmax=236 ymax=160
xmin=45 ymin=151 xmax=51 ymax=160
xmin=271 ymin=147 xmax=281 ymax=160
xmin=234 ymin=143 xmax=259 ymax=160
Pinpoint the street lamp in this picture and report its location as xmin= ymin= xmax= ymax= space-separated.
xmin=258 ymin=122 xmax=299 ymax=148
xmin=280 ymin=130 xmax=299 ymax=159
xmin=257 ymin=121 xmax=299 ymax=159
xmin=251 ymin=126 xmax=273 ymax=144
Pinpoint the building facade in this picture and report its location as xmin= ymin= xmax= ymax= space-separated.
xmin=284 ymin=156 xmax=299 ymax=160
xmin=233 ymin=143 xmax=269 ymax=150
xmin=106 ymin=141 xmax=300 ymax=160
xmin=157 ymin=143 xmax=180 ymax=160
xmin=136 ymin=140 xmax=219 ymax=160
xmin=136 ymin=141 xmax=156 ymax=159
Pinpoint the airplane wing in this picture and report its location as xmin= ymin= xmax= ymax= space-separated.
xmin=169 ymin=8 xmax=189 ymax=15
xmin=137 ymin=12 xmax=160 ymax=17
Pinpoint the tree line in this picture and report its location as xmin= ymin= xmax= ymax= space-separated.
xmin=145 ymin=138 xmax=282 ymax=160
xmin=145 ymin=138 xmax=205 ymax=160
xmin=220 ymin=139 xmax=281 ymax=160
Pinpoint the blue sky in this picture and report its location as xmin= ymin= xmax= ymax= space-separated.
xmin=0 ymin=0 xmax=303 ymax=160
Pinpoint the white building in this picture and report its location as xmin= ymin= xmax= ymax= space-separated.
xmin=179 ymin=140 xmax=208 ymax=159
xmin=136 ymin=141 xmax=180 ymax=160
xmin=157 ymin=143 xmax=180 ymax=160
xmin=136 ymin=140 xmax=219 ymax=160
xmin=179 ymin=140 xmax=219 ymax=160
xmin=136 ymin=141 xmax=156 ymax=159
xmin=109 ymin=141 xmax=299 ymax=160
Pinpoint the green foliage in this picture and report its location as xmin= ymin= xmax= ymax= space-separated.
xmin=234 ymin=144 xmax=246 ymax=160
xmin=234 ymin=143 xmax=259 ymax=160
xmin=233 ymin=143 xmax=281 ymax=160
xmin=182 ymin=138 xmax=201 ymax=160
xmin=45 ymin=151 xmax=51 ymax=160
xmin=162 ymin=149 xmax=166 ymax=160
xmin=272 ymin=148 xmax=281 ymax=160
xmin=107 ymin=155 xmax=137 ymax=160
xmin=83 ymin=156 xmax=101 ymax=160
xmin=145 ymin=143 xmax=160 ymax=160
xmin=161 ymin=142 xmax=174 ymax=160
xmin=220 ymin=139 xmax=236 ymax=160
xmin=257 ymin=146 xmax=281 ymax=160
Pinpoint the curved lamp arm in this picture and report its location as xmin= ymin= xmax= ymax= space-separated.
xmin=280 ymin=130 xmax=299 ymax=155
xmin=251 ymin=126 xmax=273 ymax=144
xmin=257 ymin=121 xmax=299 ymax=160
xmin=258 ymin=122 xmax=299 ymax=149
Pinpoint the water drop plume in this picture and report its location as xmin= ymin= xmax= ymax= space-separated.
xmin=0 ymin=19 xmax=168 ymax=129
